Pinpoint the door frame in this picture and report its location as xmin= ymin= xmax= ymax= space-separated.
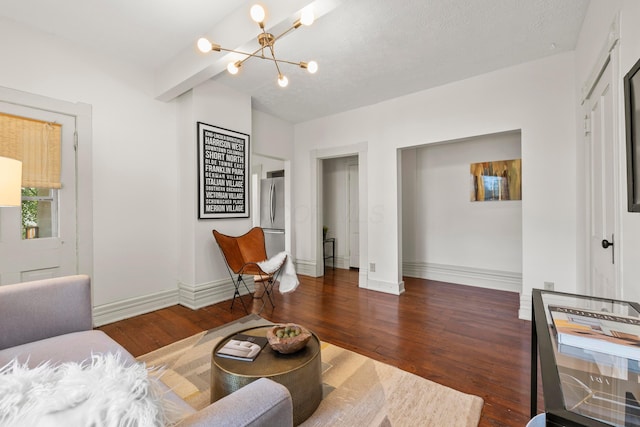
xmin=251 ymin=154 xmax=292 ymax=254
xmin=0 ymin=86 xmax=93 ymax=280
xmin=347 ymin=161 xmax=359 ymax=268
xmin=580 ymin=16 xmax=622 ymax=297
xmin=311 ymin=142 xmax=368 ymax=286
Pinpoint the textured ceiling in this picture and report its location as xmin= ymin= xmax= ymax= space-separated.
xmin=0 ymin=0 xmax=590 ymax=123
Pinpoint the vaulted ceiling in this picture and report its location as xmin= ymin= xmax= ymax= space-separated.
xmin=0 ymin=0 xmax=590 ymax=123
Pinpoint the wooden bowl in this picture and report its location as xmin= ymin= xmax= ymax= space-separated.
xmin=267 ymin=324 xmax=312 ymax=354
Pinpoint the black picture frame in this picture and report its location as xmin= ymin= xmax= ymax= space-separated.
xmin=624 ymin=57 xmax=640 ymax=212
xmin=197 ymin=122 xmax=250 ymax=219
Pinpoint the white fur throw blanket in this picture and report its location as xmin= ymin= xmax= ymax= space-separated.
xmin=0 ymin=353 xmax=181 ymax=427
xmin=258 ymin=251 xmax=299 ymax=293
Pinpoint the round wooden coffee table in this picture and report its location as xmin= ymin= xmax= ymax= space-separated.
xmin=211 ymin=325 xmax=322 ymax=426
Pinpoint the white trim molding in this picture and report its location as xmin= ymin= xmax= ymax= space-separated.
xmin=295 ymin=259 xmax=319 ymax=277
xmin=93 ymin=276 xmax=257 ymax=326
xmin=403 ymin=262 xmax=522 ymax=293
xmin=364 ymin=278 xmax=405 ymax=295
xmin=93 ymin=289 xmax=179 ymax=327
xmin=335 ymin=256 xmax=351 ymax=270
xmin=519 ymin=292 xmax=533 ymax=321
xmin=178 ymin=277 xmax=254 ymax=310
xmin=581 ymin=12 xmax=620 ymax=104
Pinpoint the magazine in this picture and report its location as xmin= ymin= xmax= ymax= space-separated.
xmin=549 ymin=305 xmax=640 ymax=362
xmin=215 ymin=334 xmax=269 ymax=362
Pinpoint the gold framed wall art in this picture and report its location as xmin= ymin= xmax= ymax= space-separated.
xmin=470 ymin=159 xmax=521 ymax=202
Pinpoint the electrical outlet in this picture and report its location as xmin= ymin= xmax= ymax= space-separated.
xmin=544 ymin=281 xmax=554 ymax=291
xmin=369 ymin=263 xmax=376 ymax=272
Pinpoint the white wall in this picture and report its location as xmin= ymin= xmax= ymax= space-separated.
xmin=252 ymin=110 xmax=294 ymax=160
xmin=0 ymin=17 xmax=296 ymax=323
xmin=177 ymin=81 xmax=253 ymax=294
xmin=0 ymin=18 xmax=180 ymax=310
xmin=294 ymin=53 xmax=577 ymax=317
xmin=575 ymin=0 xmax=640 ymax=303
xmin=401 ymin=131 xmax=522 ymax=290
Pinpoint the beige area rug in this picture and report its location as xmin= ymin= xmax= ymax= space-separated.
xmin=137 ymin=315 xmax=484 ymax=426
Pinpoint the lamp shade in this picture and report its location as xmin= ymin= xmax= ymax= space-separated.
xmin=0 ymin=157 xmax=22 ymax=207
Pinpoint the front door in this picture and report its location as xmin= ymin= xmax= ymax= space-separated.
xmin=0 ymin=102 xmax=77 ymax=285
xmin=586 ymin=61 xmax=618 ymax=298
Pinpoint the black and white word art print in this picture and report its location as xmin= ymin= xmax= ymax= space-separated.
xmin=197 ymin=122 xmax=250 ymax=219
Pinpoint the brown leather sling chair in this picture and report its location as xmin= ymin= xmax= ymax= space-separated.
xmin=213 ymin=227 xmax=286 ymax=314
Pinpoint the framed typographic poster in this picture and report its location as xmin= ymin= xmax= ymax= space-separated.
xmin=197 ymin=122 xmax=250 ymax=219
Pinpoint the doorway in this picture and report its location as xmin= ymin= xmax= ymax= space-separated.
xmin=252 ymin=154 xmax=291 ymax=255
xmin=311 ymin=143 xmax=368 ymax=285
xmin=0 ymin=104 xmax=76 ymax=283
xmin=0 ymin=87 xmax=92 ymax=285
xmin=399 ymin=131 xmax=523 ymax=292
xmin=584 ymin=59 xmax=620 ymax=299
xmin=348 ymin=162 xmax=360 ymax=268
xmin=322 ymin=155 xmax=359 ymax=270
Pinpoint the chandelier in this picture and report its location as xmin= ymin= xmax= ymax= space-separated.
xmin=197 ymin=4 xmax=318 ymax=88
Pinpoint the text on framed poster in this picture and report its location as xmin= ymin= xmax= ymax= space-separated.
xmin=197 ymin=122 xmax=250 ymax=219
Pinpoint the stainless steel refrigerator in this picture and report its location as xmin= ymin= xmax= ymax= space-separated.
xmin=260 ymin=177 xmax=285 ymax=257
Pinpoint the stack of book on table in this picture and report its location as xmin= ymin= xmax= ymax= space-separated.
xmin=216 ymin=334 xmax=269 ymax=362
xmin=549 ymin=305 xmax=640 ymax=361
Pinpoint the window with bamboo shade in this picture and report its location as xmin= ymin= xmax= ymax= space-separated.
xmin=0 ymin=112 xmax=62 ymax=189
xmin=0 ymin=112 xmax=62 ymax=239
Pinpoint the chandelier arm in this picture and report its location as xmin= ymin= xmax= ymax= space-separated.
xmin=218 ymin=47 xmax=301 ymax=67
xmin=271 ymin=25 xmax=298 ymax=44
xmin=266 ymin=44 xmax=284 ymax=76
xmin=269 ymin=58 xmax=302 ymax=67
xmin=219 ymin=46 xmax=265 ymax=65
xmin=218 ymin=47 xmax=261 ymax=56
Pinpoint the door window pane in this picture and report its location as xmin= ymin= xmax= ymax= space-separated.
xmin=21 ymin=188 xmax=58 ymax=239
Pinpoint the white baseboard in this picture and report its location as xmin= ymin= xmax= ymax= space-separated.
xmin=297 ymin=259 xmax=403 ymax=294
xmin=295 ymin=257 xmax=353 ymax=276
xmin=403 ymin=262 xmax=522 ymax=293
xmin=323 ymin=255 xmax=350 ymax=270
xmin=359 ymin=270 xmax=368 ymax=288
xmin=295 ymin=259 xmax=319 ymax=277
xmin=364 ymin=278 xmax=405 ymax=295
xmin=93 ymin=277 xmax=256 ymax=326
xmin=178 ymin=276 xmax=255 ymax=310
xmin=93 ymin=288 xmax=179 ymax=327
xmin=519 ymin=293 xmax=532 ymax=321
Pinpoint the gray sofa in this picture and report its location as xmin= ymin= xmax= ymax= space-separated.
xmin=0 ymin=275 xmax=293 ymax=426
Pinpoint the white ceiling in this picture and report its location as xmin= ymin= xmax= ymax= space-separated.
xmin=0 ymin=0 xmax=590 ymax=123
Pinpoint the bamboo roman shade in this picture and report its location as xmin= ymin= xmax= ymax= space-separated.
xmin=0 ymin=112 xmax=62 ymax=189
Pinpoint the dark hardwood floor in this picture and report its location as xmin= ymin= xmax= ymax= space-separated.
xmin=99 ymin=268 xmax=540 ymax=426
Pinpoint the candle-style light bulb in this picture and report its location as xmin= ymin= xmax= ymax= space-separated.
xmin=250 ymin=5 xmax=265 ymax=23
xmin=227 ymin=62 xmax=241 ymax=75
xmin=300 ymin=7 xmax=314 ymax=26
xmin=197 ymin=38 xmax=212 ymax=53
